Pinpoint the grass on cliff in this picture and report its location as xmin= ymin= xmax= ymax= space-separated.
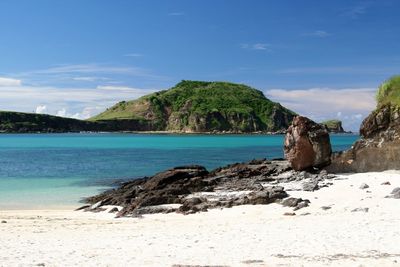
xmin=376 ymin=75 xmax=400 ymax=107
xmin=321 ymin=119 xmax=341 ymax=128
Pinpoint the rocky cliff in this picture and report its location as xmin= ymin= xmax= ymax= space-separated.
xmin=321 ymin=120 xmax=345 ymax=133
xmin=90 ymin=80 xmax=297 ymax=133
xmin=327 ymin=76 xmax=400 ymax=172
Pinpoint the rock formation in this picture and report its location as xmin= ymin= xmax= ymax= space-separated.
xmin=284 ymin=116 xmax=332 ymax=171
xmin=327 ymin=104 xmax=400 ymax=172
xmin=327 ymin=76 xmax=400 ymax=173
xmin=84 ymin=159 xmax=334 ymax=217
xmin=320 ymin=120 xmax=345 ymax=133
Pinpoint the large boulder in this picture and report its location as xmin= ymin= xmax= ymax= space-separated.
xmin=284 ymin=116 xmax=332 ymax=171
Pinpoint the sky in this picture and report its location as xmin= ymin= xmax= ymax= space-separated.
xmin=0 ymin=0 xmax=399 ymax=131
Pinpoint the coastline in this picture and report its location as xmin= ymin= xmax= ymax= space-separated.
xmin=1 ymin=171 xmax=399 ymax=266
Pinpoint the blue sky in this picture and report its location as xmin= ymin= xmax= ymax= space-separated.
xmin=0 ymin=0 xmax=399 ymax=131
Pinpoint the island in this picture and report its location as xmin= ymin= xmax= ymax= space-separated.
xmin=0 ymin=81 xmax=296 ymax=133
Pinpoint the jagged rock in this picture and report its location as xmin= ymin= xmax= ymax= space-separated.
xmin=359 ymin=183 xmax=369 ymax=190
xmin=302 ymin=181 xmax=319 ymax=191
xmin=284 ymin=116 xmax=332 ymax=171
xmin=85 ymin=159 xmax=296 ymax=217
xmin=327 ymin=104 xmax=400 ymax=173
xmin=381 ymin=181 xmax=391 ymax=185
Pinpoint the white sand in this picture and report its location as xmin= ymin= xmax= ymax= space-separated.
xmin=1 ymin=171 xmax=400 ymax=267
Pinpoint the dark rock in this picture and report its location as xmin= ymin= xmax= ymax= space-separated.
xmin=75 ymin=205 xmax=90 ymax=211
xmin=326 ymin=104 xmax=400 ymax=173
xmin=381 ymin=181 xmax=391 ymax=185
xmin=85 ymin=159 xmax=296 ymax=217
xmin=283 ymin=212 xmax=296 ymax=216
xmin=284 ymin=116 xmax=332 ymax=171
xmin=359 ymin=183 xmax=369 ymax=190
xmin=321 ymin=206 xmax=332 ymax=210
xmin=302 ymin=181 xmax=319 ymax=191
xmin=108 ymin=207 xmax=119 ymax=213
xmin=1 ymin=220 xmax=7 ymax=223
xmin=351 ymin=207 xmax=369 ymax=213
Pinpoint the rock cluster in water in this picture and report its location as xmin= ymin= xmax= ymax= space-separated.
xmin=83 ymin=159 xmax=334 ymax=217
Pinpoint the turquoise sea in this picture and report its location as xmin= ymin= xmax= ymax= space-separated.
xmin=0 ymin=133 xmax=358 ymax=209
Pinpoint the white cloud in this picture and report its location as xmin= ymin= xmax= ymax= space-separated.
xmin=56 ymin=108 xmax=67 ymax=117
xmin=0 ymin=84 xmax=156 ymax=119
xmin=35 ymin=105 xmax=47 ymax=114
xmin=0 ymin=77 xmax=22 ymax=87
xmin=304 ymin=30 xmax=331 ymax=38
xmin=240 ymin=43 xmax=271 ymax=51
xmin=265 ymin=87 xmax=377 ymax=131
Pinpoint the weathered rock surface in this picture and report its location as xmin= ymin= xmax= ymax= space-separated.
xmin=84 ymin=159 xmax=334 ymax=217
xmin=284 ymin=116 xmax=332 ymax=171
xmin=327 ymin=104 xmax=400 ymax=173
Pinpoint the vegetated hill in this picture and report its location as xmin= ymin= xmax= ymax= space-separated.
xmin=0 ymin=111 xmax=91 ymax=133
xmin=90 ymin=80 xmax=297 ymax=133
xmin=320 ymin=120 xmax=345 ymax=133
xmin=0 ymin=111 xmax=160 ymax=133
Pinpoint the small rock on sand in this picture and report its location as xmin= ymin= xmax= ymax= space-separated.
xmin=283 ymin=212 xmax=296 ymax=216
xmin=1 ymin=220 xmax=7 ymax=223
xmin=359 ymin=183 xmax=369 ymax=189
xmin=381 ymin=181 xmax=391 ymax=185
xmin=351 ymin=207 xmax=369 ymax=213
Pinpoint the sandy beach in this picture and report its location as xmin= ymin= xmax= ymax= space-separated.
xmin=1 ymin=171 xmax=400 ymax=267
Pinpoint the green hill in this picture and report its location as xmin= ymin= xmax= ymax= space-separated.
xmin=90 ymin=80 xmax=297 ymax=133
xmin=320 ymin=119 xmax=345 ymax=133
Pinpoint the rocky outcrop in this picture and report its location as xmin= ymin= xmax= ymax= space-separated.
xmin=284 ymin=116 xmax=332 ymax=171
xmin=321 ymin=120 xmax=345 ymax=133
xmin=84 ymin=159 xmax=336 ymax=217
xmin=327 ymin=104 xmax=400 ymax=173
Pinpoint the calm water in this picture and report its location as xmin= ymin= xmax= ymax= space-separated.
xmin=0 ymin=133 xmax=358 ymax=209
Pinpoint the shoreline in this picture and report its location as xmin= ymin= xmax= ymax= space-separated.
xmin=1 ymin=171 xmax=400 ymax=266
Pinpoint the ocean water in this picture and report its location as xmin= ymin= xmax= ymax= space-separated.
xmin=0 ymin=133 xmax=358 ymax=209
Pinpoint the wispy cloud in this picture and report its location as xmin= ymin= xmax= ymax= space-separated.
xmin=0 ymin=77 xmax=22 ymax=87
xmin=30 ymin=64 xmax=149 ymax=76
xmin=72 ymin=76 xmax=109 ymax=82
xmin=303 ymin=30 xmax=331 ymax=38
xmin=124 ymin=53 xmax=143 ymax=57
xmin=341 ymin=1 xmax=372 ymax=19
xmin=9 ymin=63 xmax=170 ymax=87
xmin=0 ymin=84 xmax=157 ymax=119
xmin=240 ymin=43 xmax=271 ymax=51
xmin=265 ymin=87 xmax=376 ymax=131
xmin=168 ymin=12 xmax=184 ymax=16
xmin=276 ymin=66 xmax=398 ymax=75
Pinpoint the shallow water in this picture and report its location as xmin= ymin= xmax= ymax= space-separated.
xmin=0 ymin=133 xmax=358 ymax=209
